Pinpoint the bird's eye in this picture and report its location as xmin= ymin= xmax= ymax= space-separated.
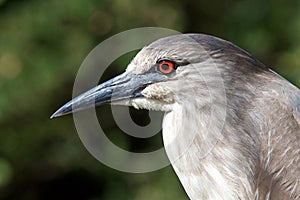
xmin=157 ymin=60 xmax=177 ymax=74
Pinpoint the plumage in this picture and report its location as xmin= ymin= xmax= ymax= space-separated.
xmin=52 ymin=33 xmax=300 ymax=200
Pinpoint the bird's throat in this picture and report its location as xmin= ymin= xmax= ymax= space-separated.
xmin=162 ymin=104 xmax=255 ymax=199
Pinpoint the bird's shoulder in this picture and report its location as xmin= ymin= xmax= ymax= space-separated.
xmin=250 ymin=70 xmax=300 ymax=199
xmin=267 ymin=70 xmax=300 ymax=126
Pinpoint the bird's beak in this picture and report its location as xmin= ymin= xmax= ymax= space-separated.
xmin=51 ymin=71 xmax=165 ymax=118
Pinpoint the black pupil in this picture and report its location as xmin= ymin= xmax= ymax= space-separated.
xmin=161 ymin=64 xmax=170 ymax=70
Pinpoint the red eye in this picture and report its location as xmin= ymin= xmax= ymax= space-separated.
xmin=158 ymin=60 xmax=176 ymax=74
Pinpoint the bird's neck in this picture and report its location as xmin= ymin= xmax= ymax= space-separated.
xmin=162 ymin=102 xmax=258 ymax=200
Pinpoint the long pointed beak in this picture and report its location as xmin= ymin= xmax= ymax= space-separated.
xmin=51 ymin=71 xmax=165 ymax=118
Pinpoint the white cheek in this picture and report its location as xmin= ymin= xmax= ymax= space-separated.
xmin=111 ymin=98 xmax=174 ymax=112
xmin=130 ymin=98 xmax=173 ymax=111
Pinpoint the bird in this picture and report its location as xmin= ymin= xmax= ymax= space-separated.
xmin=51 ymin=33 xmax=300 ymax=200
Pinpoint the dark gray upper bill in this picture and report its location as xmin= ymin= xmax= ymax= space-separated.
xmin=50 ymin=71 xmax=167 ymax=118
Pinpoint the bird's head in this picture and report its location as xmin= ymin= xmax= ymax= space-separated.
xmin=51 ymin=34 xmax=266 ymax=118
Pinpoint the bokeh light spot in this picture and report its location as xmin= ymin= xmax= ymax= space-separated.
xmin=0 ymin=53 xmax=22 ymax=80
xmin=0 ymin=158 xmax=13 ymax=188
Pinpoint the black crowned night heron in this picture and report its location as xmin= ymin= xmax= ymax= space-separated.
xmin=52 ymin=34 xmax=300 ymax=200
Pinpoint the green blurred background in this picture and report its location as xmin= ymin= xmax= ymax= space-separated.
xmin=0 ymin=0 xmax=299 ymax=199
